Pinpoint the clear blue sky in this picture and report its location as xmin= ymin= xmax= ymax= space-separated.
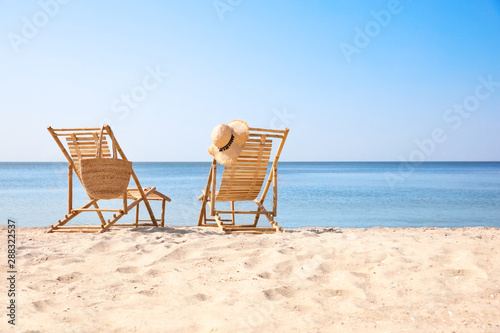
xmin=1 ymin=0 xmax=499 ymax=161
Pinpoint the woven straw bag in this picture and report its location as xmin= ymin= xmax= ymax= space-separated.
xmin=80 ymin=127 xmax=132 ymax=199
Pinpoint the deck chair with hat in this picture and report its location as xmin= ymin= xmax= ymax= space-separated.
xmin=47 ymin=125 xmax=171 ymax=233
xmin=198 ymin=120 xmax=289 ymax=233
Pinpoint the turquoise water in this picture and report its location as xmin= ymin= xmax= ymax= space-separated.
xmin=1 ymin=162 xmax=499 ymax=228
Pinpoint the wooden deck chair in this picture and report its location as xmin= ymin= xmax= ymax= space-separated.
xmin=47 ymin=125 xmax=171 ymax=233
xmin=198 ymin=127 xmax=289 ymax=233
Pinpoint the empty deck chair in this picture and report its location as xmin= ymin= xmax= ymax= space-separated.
xmin=47 ymin=125 xmax=171 ymax=233
xmin=198 ymin=122 xmax=289 ymax=233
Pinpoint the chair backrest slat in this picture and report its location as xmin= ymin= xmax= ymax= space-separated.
xmin=64 ymin=132 xmax=112 ymax=175
xmin=216 ymin=131 xmax=276 ymax=202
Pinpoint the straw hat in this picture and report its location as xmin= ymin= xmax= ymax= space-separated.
xmin=208 ymin=120 xmax=249 ymax=165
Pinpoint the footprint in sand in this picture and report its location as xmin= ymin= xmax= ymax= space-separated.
xmin=27 ymin=279 xmax=54 ymax=292
xmin=138 ymin=289 xmax=158 ymax=296
xmin=145 ymin=269 xmax=161 ymax=277
xmin=116 ymin=266 xmax=139 ymax=274
xmin=87 ymin=241 xmax=112 ymax=254
xmin=31 ymin=299 xmax=55 ymax=312
xmin=278 ymin=247 xmax=295 ymax=255
xmin=243 ymin=256 xmax=263 ymax=269
xmin=60 ymin=258 xmax=85 ymax=266
xmin=273 ymin=261 xmax=294 ymax=276
xmin=323 ymin=289 xmax=349 ymax=297
xmin=24 ymin=253 xmax=50 ymax=266
xmin=56 ymin=272 xmax=84 ymax=284
xmin=161 ymin=248 xmax=187 ymax=261
xmin=263 ymin=287 xmax=295 ymax=300
xmin=443 ymin=268 xmax=481 ymax=278
xmin=318 ymin=261 xmax=336 ymax=274
xmin=193 ymin=293 xmax=210 ymax=301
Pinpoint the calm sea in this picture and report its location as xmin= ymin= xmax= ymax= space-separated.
xmin=1 ymin=162 xmax=499 ymax=229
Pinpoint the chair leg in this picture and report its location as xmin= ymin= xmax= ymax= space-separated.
xmin=90 ymin=201 xmax=107 ymax=226
xmin=254 ymin=201 xmax=280 ymax=231
xmin=253 ymin=211 xmax=262 ymax=227
xmin=198 ymin=161 xmax=215 ymax=226
xmin=198 ymin=195 xmax=208 ymax=226
xmin=101 ymin=213 xmax=123 ymax=233
xmin=135 ymin=204 xmax=140 ymax=228
xmin=231 ymin=201 xmax=235 ymax=225
xmin=214 ymin=214 xmax=225 ymax=233
xmin=161 ymin=198 xmax=166 ymax=227
xmin=142 ymin=198 xmax=158 ymax=227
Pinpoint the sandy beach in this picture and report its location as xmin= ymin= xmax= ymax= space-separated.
xmin=2 ymin=226 xmax=499 ymax=332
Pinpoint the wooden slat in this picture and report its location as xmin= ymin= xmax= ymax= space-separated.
xmin=219 ymin=182 xmax=264 ymax=187
xmin=218 ymin=187 xmax=262 ymax=192
xmin=220 ymin=180 xmax=266 ymax=186
xmin=113 ymin=223 xmax=157 ymax=227
xmin=220 ymin=172 xmax=267 ymax=177
xmin=223 ymin=166 xmax=268 ymax=171
xmin=52 ymin=229 xmax=102 ymax=233
xmin=245 ymin=140 xmax=272 ymax=145
xmin=216 ymin=191 xmax=260 ymax=196
xmin=66 ymin=137 xmax=109 ymax=143
xmin=224 ymin=165 xmax=268 ymax=170
xmin=217 ymin=195 xmax=260 ymax=200
xmin=244 ymin=143 xmax=272 ymax=147
xmin=72 ymin=208 xmax=124 ymax=212
xmin=220 ymin=177 xmax=266 ymax=182
xmin=225 ymin=227 xmax=277 ymax=231
xmin=55 ymin=226 xmax=103 ymax=229
xmin=221 ymin=178 xmax=265 ymax=183
xmin=220 ymin=180 xmax=266 ymax=185
xmin=69 ymin=152 xmax=112 ymax=158
xmin=241 ymin=145 xmax=272 ymax=149
xmin=221 ymin=174 xmax=267 ymax=179
xmin=52 ymin=127 xmax=102 ymax=131
xmin=218 ymin=194 xmax=261 ymax=199
xmin=242 ymin=144 xmax=272 ymax=148
xmin=218 ymin=192 xmax=261 ymax=197
xmin=68 ymin=146 xmax=111 ymax=152
xmin=221 ymin=173 xmax=267 ymax=179
xmin=242 ymin=145 xmax=272 ymax=150
xmin=249 ymin=133 xmax=283 ymax=139
xmin=226 ymin=160 xmax=270 ymax=165
xmin=248 ymin=127 xmax=287 ymax=134
xmin=219 ymin=187 xmax=261 ymax=192
xmin=218 ymin=190 xmax=261 ymax=194
xmin=68 ymin=147 xmax=111 ymax=153
xmin=66 ymin=139 xmax=110 ymax=145
xmin=68 ymin=145 xmax=110 ymax=150
xmin=231 ymin=159 xmax=269 ymax=164
xmin=216 ymin=210 xmax=271 ymax=214
xmin=68 ymin=147 xmax=111 ymax=152
xmin=238 ymin=153 xmax=271 ymax=158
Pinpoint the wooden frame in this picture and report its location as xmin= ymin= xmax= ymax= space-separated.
xmin=47 ymin=125 xmax=171 ymax=233
xmin=198 ymin=127 xmax=289 ymax=233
